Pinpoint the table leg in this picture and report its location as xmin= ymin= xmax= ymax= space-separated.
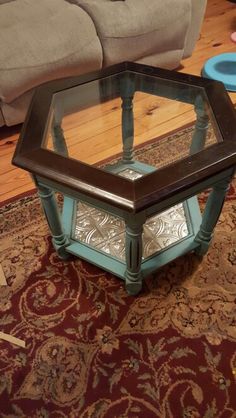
xmin=38 ymin=185 xmax=70 ymax=259
xmin=51 ymin=117 xmax=69 ymax=157
xmin=121 ymin=76 xmax=135 ymax=164
xmin=190 ymin=96 xmax=209 ymax=155
xmin=125 ymin=218 xmax=143 ymax=295
xmin=194 ymin=175 xmax=232 ymax=255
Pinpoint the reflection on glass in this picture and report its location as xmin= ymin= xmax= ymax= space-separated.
xmin=44 ymin=71 xmax=222 ymax=180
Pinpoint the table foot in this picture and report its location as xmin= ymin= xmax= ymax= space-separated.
xmin=194 ymin=238 xmax=211 ymax=256
xmin=125 ymin=277 xmax=142 ymax=296
xmin=52 ymin=234 xmax=71 ymax=260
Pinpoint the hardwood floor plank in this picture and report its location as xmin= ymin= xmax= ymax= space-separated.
xmin=1 ymin=183 xmax=36 ymax=203
xmin=0 ymin=170 xmax=33 ymax=196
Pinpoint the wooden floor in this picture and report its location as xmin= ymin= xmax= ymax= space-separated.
xmin=0 ymin=0 xmax=236 ymax=203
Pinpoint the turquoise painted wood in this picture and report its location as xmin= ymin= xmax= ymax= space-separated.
xmin=34 ymin=164 xmax=234 ymax=295
xmin=64 ymin=196 xmax=200 ymax=275
xmin=194 ymin=175 xmax=233 ymax=255
xmin=37 ymin=183 xmax=70 ymax=259
xmin=66 ymin=240 xmax=127 ymax=279
xmin=141 ymin=239 xmax=200 ymax=278
xmin=124 ymin=213 xmax=146 ymax=295
xmin=51 ymin=121 xmax=69 ymax=157
xmin=64 ymin=196 xmax=202 ymax=284
xmin=120 ymin=74 xmax=135 ymax=164
xmin=141 ymin=196 xmax=202 ymax=277
xmin=62 ymin=196 xmax=75 ymax=236
xmin=190 ymin=95 xmax=209 ymax=155
xmin=184 ymin=196 xmax=202 ymax=237
xmin=104 ymin=160 xmax=156 ymax=175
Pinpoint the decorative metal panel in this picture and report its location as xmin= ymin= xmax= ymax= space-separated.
xmin=73 ymin=168 xmax=190 ymax=260
xmin=73 ymin=203 xmax=189 ymax=261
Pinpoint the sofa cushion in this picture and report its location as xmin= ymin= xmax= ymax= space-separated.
xmin=183 ymin=0 xmax=207 ymax=58
xmin=0 ymin=0 xmax=103 ymax=103
xmin=73 ymin=0 xmax=191 ymax=67
xmin=1 ymin=90 xmax=34 ymax=126
xmin=0 ymin=0 xmax=16 ymax=4
xmin=136 ymin=50 xmax=186 ymax=71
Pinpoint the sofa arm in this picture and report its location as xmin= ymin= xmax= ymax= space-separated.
xmin=183 ymin=0 xmax=207 ymax=58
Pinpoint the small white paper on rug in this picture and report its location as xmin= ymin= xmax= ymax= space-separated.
xmin=0 ymin=263 xmax=7 ymax=286
xmin=0 ymin=332 xmax=26 ymax=348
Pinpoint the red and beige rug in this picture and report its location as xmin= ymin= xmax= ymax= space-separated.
xmin=0 ymin=126 xmax=236 ymax=418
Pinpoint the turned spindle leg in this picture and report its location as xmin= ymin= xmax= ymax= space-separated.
xmin=121 ymin=75 xmax=135 ymax=164
xmin=37 ymin=184 xmax=70 ymax=259
xmin=125 ymin=216 xmax=144 ymax=295
xmin=51 ymin=114 xmax=69 ymax=157
xmin=194 ymin=176 xmax=232 ymax=255
xmin=190 ymin=95 xmax=209 ymax=155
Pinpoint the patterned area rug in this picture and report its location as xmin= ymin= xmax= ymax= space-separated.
xmin=0 ymin=126 xmax=236 ymax=418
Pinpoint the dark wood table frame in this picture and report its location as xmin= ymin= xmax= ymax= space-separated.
xmin=13 ymin=62 xmax=236 ymax=294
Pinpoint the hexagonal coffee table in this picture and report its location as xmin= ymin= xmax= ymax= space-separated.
xmin=13 ymin=62 xmax=236 ymax=295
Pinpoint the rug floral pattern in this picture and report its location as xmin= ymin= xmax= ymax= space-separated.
xmin=0 ymin=131 xmax=236 ymax=417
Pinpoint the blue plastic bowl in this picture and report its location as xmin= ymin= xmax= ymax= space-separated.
xmin=202 ymin=52 xmax=236 ymax=91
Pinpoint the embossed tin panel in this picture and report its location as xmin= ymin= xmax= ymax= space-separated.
xmin=73 ymin=201 xmax=189 ymax=261
xmin=73 ymin=168 xmax=190 ymax=260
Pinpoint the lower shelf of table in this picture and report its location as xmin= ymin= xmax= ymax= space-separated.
xmin=61 ymin=195 xmax=202 ymax=281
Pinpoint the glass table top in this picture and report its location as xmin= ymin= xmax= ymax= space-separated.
xmin=13 ymin=62 xmax=236 ymax=212
xmin=44 ymin=71 xmax=222 ymax=178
